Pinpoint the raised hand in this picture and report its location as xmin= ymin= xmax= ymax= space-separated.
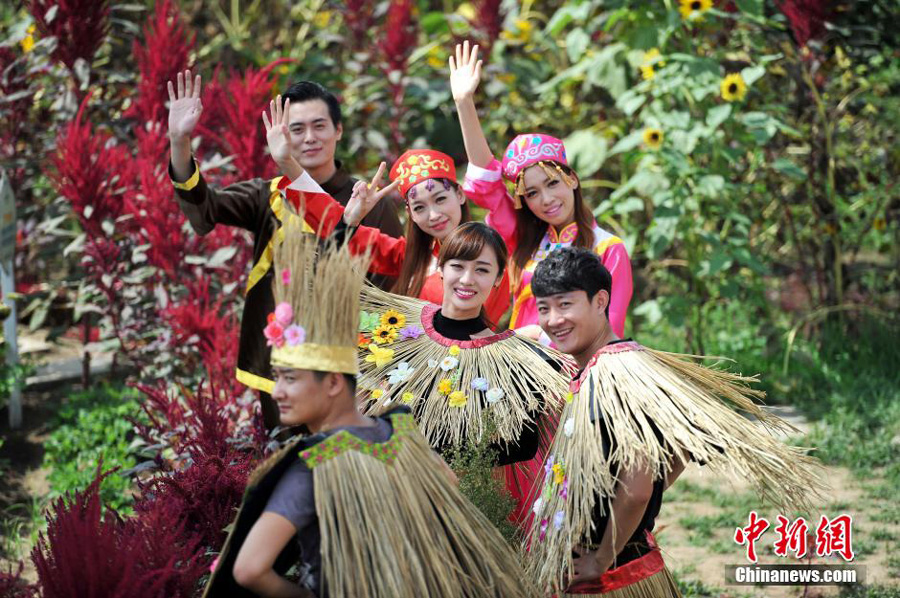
xmin=167 ymin=69 xmax=202 ymax=140
xmin=262 ymin=95 xmax=294 ymax=167
xmin=448 ymin=41 xmax=483 ymax=103
xmin=343 ymin=162 xmax=401 ymax=227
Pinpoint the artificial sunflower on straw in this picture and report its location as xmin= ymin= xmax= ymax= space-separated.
xmin=380 ymin=309 xmax=406 ymax=329
xmin=721 ymin=73 xmax=748 ymax=101
xmin=679 ymin=0 xmax=712 ymax=20
xmin=372 ymin=324 xmax=399 ymax=345
xmin=643 ymin=127 xmax=664 ymax=150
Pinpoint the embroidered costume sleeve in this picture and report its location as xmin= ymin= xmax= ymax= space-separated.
xmin=599 ymin=241 xmax=633 ymax=338
xmin=463 ymin=158 xmax=518 ymax=250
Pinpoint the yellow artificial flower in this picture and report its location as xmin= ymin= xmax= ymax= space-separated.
xmin=402 ymin=391 xmax=415 ymax=403
xmin=448 ymin=344 xmax=460 ymax=357
xmin=642 ymin=128 xmax=664 ymax=151
xmin=371 ymin=389 xmax=384 ymax=399
xmin=679 ymin=0 xmax=712 ymax=20
xmin=21 ymin=25 xmax=36 ymax=53
xmin=372 ymin=324 xmax=399 ymax=345
xmin=313 ymin=10 xmax=332 ymax=28
xmin=380 ymin=309 xmax=406 ymax=330
xmin=552 ymin=463 xmax=565 ymax=485
xmin=721 ymin=73 xmax=748 ymax=102
xmin=640 ymin=48 xmax=665 ymax=81
xmin=438 ymin=378 xmax=453 ymax=395
xmin=565 ymin=391 xmax=574 ymax=403
xmin=365 ymin=345 xmax=395 ymax=368
xmin=448 ymin=390 xmax=468 ymax=408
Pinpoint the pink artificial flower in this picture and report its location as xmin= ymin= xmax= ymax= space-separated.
xmin=281 ymin=267 xmax=291 ymax=286
xmin=284 ymin=324 xmax=306 ymax=346
xmin=209 ymin=557 xmax=220 ymax=573
xmin=274 ymin=302 xmax=293 ymax=326
xmin=539 ymin=518 xmax=549 ymax=542
xmin=264 ymin=320 xmax=285 ymax=347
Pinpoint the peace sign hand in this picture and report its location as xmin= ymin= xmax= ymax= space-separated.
xmin=167 ymin=69 xmax=203 ymax=140
xmin=344 ymin=162 xmax=401 ymax=227
xmin=448 ymin=41 xmax=483 ymax=103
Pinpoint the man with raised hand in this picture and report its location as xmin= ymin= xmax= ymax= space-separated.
xmin=166 ymin=70 xmax=402 ymax=428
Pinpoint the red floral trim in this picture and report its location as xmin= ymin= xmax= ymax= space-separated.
xmin=420 ymin=304 xmax=514 ymax=348
xmin=563 ymin=532 xmax=664 ymax=594
xmin=570 ymin=341 xmax=642 ymax=393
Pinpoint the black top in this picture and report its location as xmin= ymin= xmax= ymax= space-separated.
xmin=432 ymin=310 xmax=489 ymax=340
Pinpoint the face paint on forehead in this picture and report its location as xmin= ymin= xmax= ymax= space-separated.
xmin=407 ymin=186 xmax=416 ymax=200
xmin=425 ymin=179 xmax=435 ymax=192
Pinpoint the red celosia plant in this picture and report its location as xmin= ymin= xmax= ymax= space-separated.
xmin=340 ymin=0 xmax=378 ymax=49
xmin=27 ymin=0 xmax=110 ymax=78
xmin=472 ymin=0 xmax=504 ymax=51
xmin=0 ymin=562 xmax=37 ymax=598
xmin=379 ymin=0 xmax=417 ymax=152
xmin=32 ymin=467 xmax=208 ymax=598
xmin=125 ymin=0 xmax=195 ymax=125
xmin=778 ymin=0 xmax=831 ymax=47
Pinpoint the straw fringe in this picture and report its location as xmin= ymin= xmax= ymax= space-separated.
xmin=313 ymin=418 xmax=539 ymax=597
xmin=272 ymin=218 xmax=371 ymax=354
xmin=526 ymin=343 xmax=825 ymax=592
xmin=561 ymin=566 xmax=681 ymax=598
xmin=358 ymin=285 xmax=571 ymax=448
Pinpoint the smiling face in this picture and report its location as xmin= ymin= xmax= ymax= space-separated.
xmin=287 ymin=99 xmax=342 ymax=173
xmin=520 ymin=163 xmax=577 ymax=229
xmin=407 ymin=180 xmax=466 ymax=241
xmin=536 ymin=289 xmax=610 ymax=365
xmin=440 ymin=244 xmax=502 ymax=320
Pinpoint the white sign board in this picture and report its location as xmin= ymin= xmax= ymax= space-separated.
xmin=0 ymin=171 xmax=14 ymax=264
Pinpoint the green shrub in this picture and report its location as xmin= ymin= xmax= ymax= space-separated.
xmin=42 ymin=384 xmax=145 ymax=513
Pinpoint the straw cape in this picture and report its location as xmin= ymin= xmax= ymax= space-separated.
xmin=525 ymin=340 xmax=825 ymax=596
xmin=356 ymin=284 xmax=572 ymax=449
xmin=204 ymin=220 xmax=538 ymax=597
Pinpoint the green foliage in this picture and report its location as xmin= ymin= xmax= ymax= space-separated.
xmin=446 ymin=431 xmax=518 ymax=544
xmin=42 ymin=384 xmax=144 ymax=513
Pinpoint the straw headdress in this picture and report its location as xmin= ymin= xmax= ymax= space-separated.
xmin=266 ymin=217 xmax=369 ymax=374
xmin=525 ymin=341 xmax=826 ymax=594
xmin=356 ymin=284 xmax=572 ymax=449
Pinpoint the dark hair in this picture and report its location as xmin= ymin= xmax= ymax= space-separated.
xmin=532 ymin=246 xmax=611 ymax=316
xmin=437 ymin=221 xmax=508 ymax=274
xmin=392 ymin=180 xmax=471 ymax=298
xmin=282 ymin=81 xmax=342 ymax=127
xmin=312 ymin=370 xmax=357 ymax=395
xmin=511 ymin=161 xmax=595 ymax=291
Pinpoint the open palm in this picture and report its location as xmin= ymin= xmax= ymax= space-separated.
xmin=262 ymin=95 xmax=293 ymax=165
xmin=167 ymin=70 xmax=202 ymax=139
xmin=449 ymin=41 xmax=483 ymax=103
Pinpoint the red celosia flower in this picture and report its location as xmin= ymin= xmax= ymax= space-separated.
xmin=27 ymin=0 xmax=111 ymax=76
xmin=380 ymin=0 xmax=417 ymax=73
xmin=0 ymin=561 xmax=37 ymax=598
xmin=340 ymin=0 xmax=378 ymax=48
xmin=778 ymin=0 xmax=830 ymax=47
xmin=125 ymin=0 xmax=195 ymax=124
xmin=473 ymin=0 xmax=504 ymax=49
xmin=49 ymin=92 xmax=134 ymax=238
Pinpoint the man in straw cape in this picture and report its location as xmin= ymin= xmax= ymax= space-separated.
xmin=524 ymin=247 xmax=823 ymax=597
xmin=202 ymin=220 xmax=537 ymax=598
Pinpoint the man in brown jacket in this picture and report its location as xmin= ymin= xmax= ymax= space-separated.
xmin=167 ymin=70 xmax=402 ymax=428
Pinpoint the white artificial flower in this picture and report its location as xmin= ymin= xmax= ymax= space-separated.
xmin=563 ymin=417 xmax=575 ymax=437
xmin=486 ymin=387 xmax=505 ymax=403
xmin=439 ymin=356 xmax=459 ymax=371
xmin=532 ymin=497 xmax=544 ymax=515
xmin=427 ymin=358 xmax=439 ymax=369
xmin=387 ymin=362 xmax=415 ymax=385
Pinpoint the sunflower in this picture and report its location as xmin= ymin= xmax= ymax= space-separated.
xmin=721 ymin=73 xmax=748 ymax=102
xmin=640 ymin=48 xmax=664 ymax=81
xmin=372 ymin=324 xmax=399 ymax=345
xmin=380 ymin=309 xmax=406 ymax=330
xmin=678 ymin=0 xmax=712 ymax=20
xmin=642 ymin=128 xmax=664 ymax=151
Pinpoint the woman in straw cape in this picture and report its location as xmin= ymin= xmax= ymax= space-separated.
xmin=450 ymin=41 xmax=633 ymax=344
xmin=357 ymin=220 xmax=572 ymax=523
xmin=267 ymin=96 xmax=511 ymax=325
xmin=523 ymin=247 xmax=824 ymax=598
xmin=203 ymin=221 xmax=538 ymax=598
